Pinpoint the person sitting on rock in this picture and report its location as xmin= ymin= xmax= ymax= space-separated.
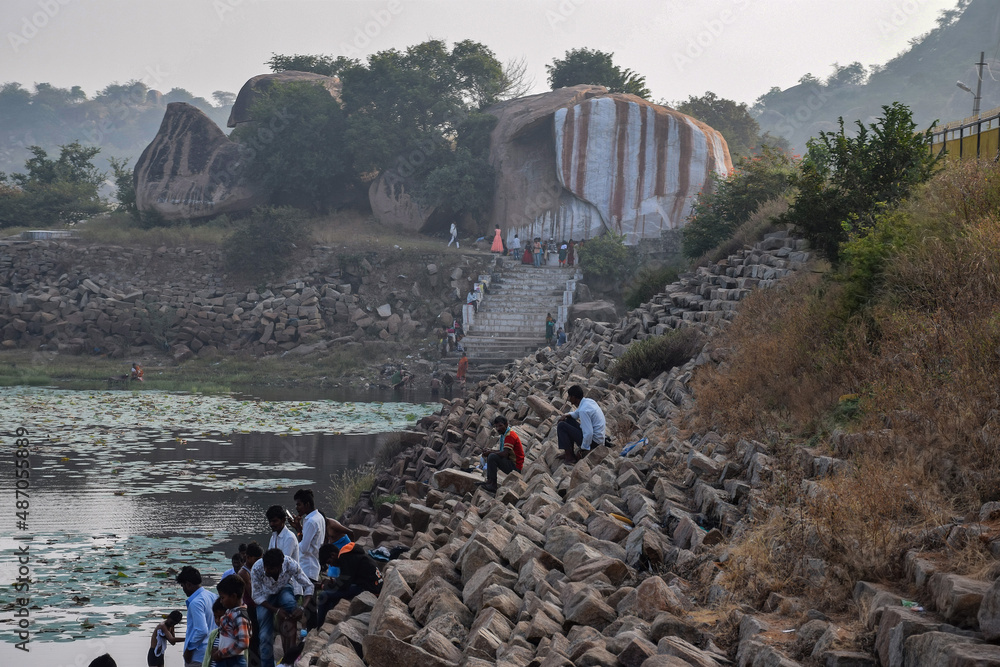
xmin=557 ymin=384 xmax=607 ymax=464
xmin=315 ymin=541 xmax=384 ymax=627
xmin=476 ymin=414 xmax=524 ymax=494
xmin=130 ymin=362 xmax=144 ymax=382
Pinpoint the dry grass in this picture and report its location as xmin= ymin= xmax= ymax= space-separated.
xmin=690 ymin=271 xmax=847 ymax=438
xmin=324 ymin=466 xmax=376 ymax=520
xmin=76 ymin=213 xmax=232 ymax=246
xmin=697 ymin=160 xmax=1000 ymax=609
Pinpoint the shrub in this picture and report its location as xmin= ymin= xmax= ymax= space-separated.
xmin=781 ymin=102 xmax=939 ymax=263
xmin=608 ymin=327 xmax=704 ymax=383
xmin=223 ymin=207 xmax=307 ymax=278
xmin=624 ymin=264 xmax=679 ymax=309
xmin=323 ymin=466 xmax=375 ymax=519
xmin=682 ymin=145 xmax=794 ymax=259
xmin=577 ymin=231 xmax=629 ymax=282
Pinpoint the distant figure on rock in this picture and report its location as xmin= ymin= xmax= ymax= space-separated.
xmin=130 ymin=362 xmax=144 ymax=382
xmin=491 ymin=225 xmax=504 ymax=254
xmin=557 ymin=384 xmax=607 ymax=464
xmin=448 ymin=222 xmax=459 ymax=248
xmin=456 ymin=352 xmax=469 ymax=386
xmin=476 ymin=414 xmax=524 ymax=493
xmin=556 ymin=327 xmax=566 ymax=347
xmin=522 ymin=242 xmax=533 ymax=265
xmin=545 ymin=314 xmax=555 ymax=345
xmin=510 ymin=234 xmax=521 ymax=258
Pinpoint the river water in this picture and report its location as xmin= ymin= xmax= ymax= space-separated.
xmin=0 ymin=386 xmax=437 ymax=666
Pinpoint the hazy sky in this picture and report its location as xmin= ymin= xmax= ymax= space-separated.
xmin=2 ymin=0 xmax=959 ymax=106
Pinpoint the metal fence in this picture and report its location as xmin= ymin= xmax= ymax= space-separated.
xmin=930 ymin=105 xmax=1000 ymax=159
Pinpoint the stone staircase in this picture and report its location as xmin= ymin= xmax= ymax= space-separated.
xmin=458 ymin=259 xmax=581 ymax=374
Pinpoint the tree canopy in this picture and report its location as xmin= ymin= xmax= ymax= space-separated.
xmin=232 ymin=82 xmax=352 ymax=213
xmin=676 ymin=92 xmax=761 ymax=159
xmin=259 ymin=39 xmax=505 ymax=228
xmin=546 ymin=48 xmax=651 ymax=99
xmin=781 ymin=102 xmax=940 ymax=262
xmin=0 ymin=141 xmax=107 ymax=227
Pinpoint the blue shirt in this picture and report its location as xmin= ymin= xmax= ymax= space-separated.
xmin=570 ymin=397 xmax=606 ymax=450
xmin=184 ymin=586 xmax=218 ymax=664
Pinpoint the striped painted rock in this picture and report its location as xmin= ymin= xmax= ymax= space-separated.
xmin=487 ymin=87 xmax=731 ymax=246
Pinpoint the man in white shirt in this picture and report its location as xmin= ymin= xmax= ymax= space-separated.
xmin=557 ymin=384 xmax=607 ymax=464
xmin=294 ymin=488 xmax=325 ymax=628
xmin=448 ymin=222 xmax=459 ymax=248
xmin=265 ymin=505 xmax=300 ymax=563
xmin=251 ymin=549 xmax=312 ymax=667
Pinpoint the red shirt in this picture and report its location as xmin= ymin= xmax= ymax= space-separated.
xmin=504 ymin=430 xmax=524 ymax=471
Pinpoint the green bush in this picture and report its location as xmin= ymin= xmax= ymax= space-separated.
xmin=781 ymin=102 xmax=939 ymax=263
xmin=625 ymin=264 xmax=679 ymax=309
xmin=608 ymin=327 xmax=704 ymax=383
xmin=0 ymin=142 xmax=107 ymax=227
xmin=223 ymin=207 xmax=307 ymax=278
xmin=682 ymin=145 xmax=794 ymax=259
xmin=578 ymin=231 xmax=629 ymax=282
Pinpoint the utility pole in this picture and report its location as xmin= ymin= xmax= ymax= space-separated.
xmin=974 ymin=51 xmax=985 ymax=117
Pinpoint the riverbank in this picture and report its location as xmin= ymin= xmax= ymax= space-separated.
xmin=292 ymin=231 xmax=1000 ymax=667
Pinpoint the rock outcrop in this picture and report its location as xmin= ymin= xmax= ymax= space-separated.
xmin=554 ymin=96 xmax=731 ymax=241
xmin=485 ymin=86 xmax=732 ymax=247
xmin=485 ymin=85 xmax=607 ymax=240
xmin=369 ymin=171 xmax=440 ymax=232
xmin=133 ymin=103 xmax=263 ymax=221
xmin=227 ymin=71 xmax=342 ymax=127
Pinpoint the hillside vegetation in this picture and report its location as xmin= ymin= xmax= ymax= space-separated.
xmin=690 ymin=158 xmax=1000 ymax=605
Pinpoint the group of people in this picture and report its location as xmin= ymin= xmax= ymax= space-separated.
xmin=87 ymin=382 xmax=608 ymax=667
xmin=132 ymin=488 xmax=383 ymax=667
xmin=517 ymin=237 xmax=577 ymax=267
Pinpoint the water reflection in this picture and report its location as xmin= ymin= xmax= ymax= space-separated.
xmin=0 ymin=387 xmax=432 ymax=656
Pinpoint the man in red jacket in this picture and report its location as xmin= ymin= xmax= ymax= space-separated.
xmin=479 ymin=415 xmax=523 ymax=493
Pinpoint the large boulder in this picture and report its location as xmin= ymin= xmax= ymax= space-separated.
xmin=134 ymin=103 xmax=264 ymax=221
xmin=369 ymin=170 xmax=439 ymax=232
xmin=485 ymin=87 xmax=732 ymax=247
xmin=485 ymin=85 xmax=606 ymax=241
xmin=570 ymin=301 xmax=618 ymax=323
xmin=227 ymin=71 xmax=341 ymax=127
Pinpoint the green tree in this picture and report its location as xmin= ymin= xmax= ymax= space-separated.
xmin=266 ymin=53 xmax=359 ymax=78
xmin=231 ymin=81 xmax=351 ymax=213
xmin=546 ymin=48 xmax=651 ymax=99
xmin=0 ymin=141 xmax=107 ymax=226
xmin=676 ymin=91 xmax=761 ymax=158
xmin=109 ymin=156 xmax=137 ymax=218
xmin=781 ymin=102 xmax=940 ymax=262
xmin=578 ymin=231 xmax=630 ymax=282
xmin=341 ymin=40 xmax=507 ymax=175
xmin=682 ymin=146 xmax=794 ymax=259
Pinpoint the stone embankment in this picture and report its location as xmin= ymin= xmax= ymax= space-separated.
xmin=301 ymin=231 xmax=1000 ymax=667
xmin=0 ymin=240 xmax=490 ymax=361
